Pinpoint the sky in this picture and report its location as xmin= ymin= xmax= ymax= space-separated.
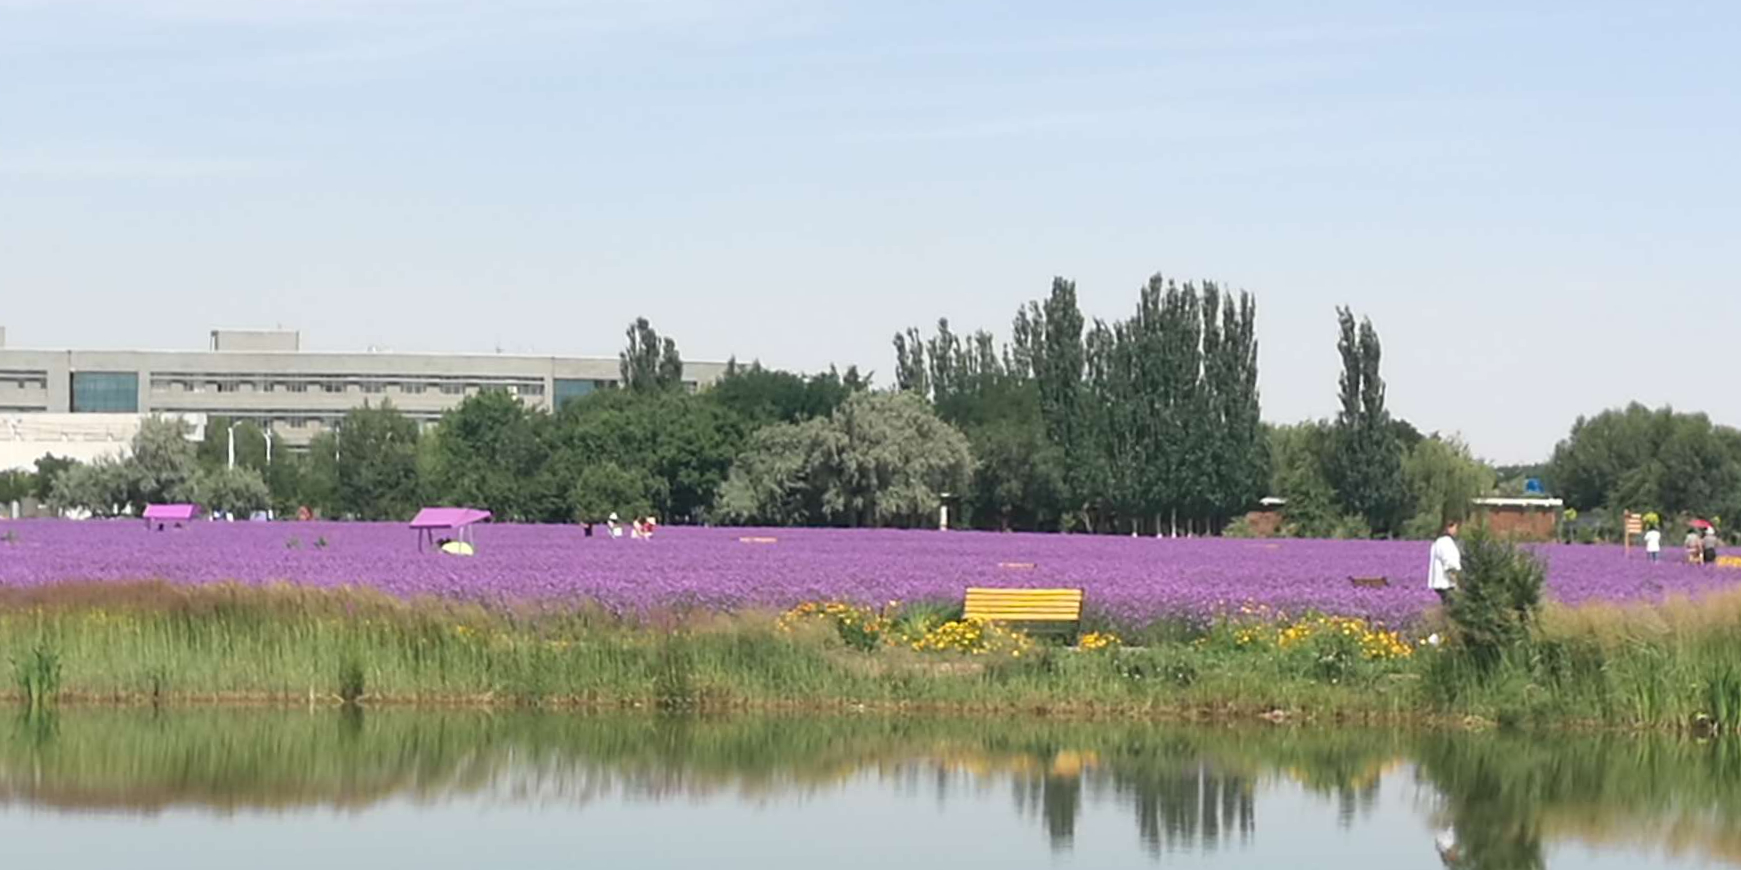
xmin=1 ymin=1 xmax=1736 ymax=464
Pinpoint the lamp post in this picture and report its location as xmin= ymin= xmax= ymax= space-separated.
xmin=226 ymin=420 xmax=241 ymax=469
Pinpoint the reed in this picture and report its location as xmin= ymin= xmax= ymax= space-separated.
xmin=0 ymin=581 xmax=1738 ymax=728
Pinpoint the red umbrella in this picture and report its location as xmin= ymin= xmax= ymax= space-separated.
xmin=1691 ymin=518 xmax=1713 ymax=530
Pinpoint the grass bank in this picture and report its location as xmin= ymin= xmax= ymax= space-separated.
xmin=2 ymin=582 xmax=1740 ymax=729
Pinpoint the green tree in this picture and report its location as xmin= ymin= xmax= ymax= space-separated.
xmin=1330 ymin=308 xmax=1406 ymax=536
xmin=569 ymin=462 xmax=657 ymax=522
xmin=715 ymin=392 xmax=972 ymax=527
xmin=192 ymin=466 xmax=271 ymax=517
xmin=548 ymin=390 xmax=742 ymax=523
xmin=1548 ymin=403 xmax=1741 ymax=522
xmin=195 ymin=418 xmax=269 ymax=474
xmin=48 ymin=456 xmax=133 ymax=517
xmin=129 ymin=417 xmax=201 ymax=506
xmin=1269 ymin=421 xmax=1368 ymax=538
xmin=1034 ymin=278 xmax=1088 ymax=528
xmin=891 ymin=326 xmax=929 ymax=396
xmin=713 ymin=418 xmax=832 ymax=525
xmin=0 ymin=469 xmax=35 ymax=506
xmin=1208 ymin=285 xmax=1269 ymax=528
xmin=424 ymin=391 xmax=559 ymax=521
xmin=1401 ymin=436 xmax=1496 ymax=539
xmin=32 ymin=454 xmax=77 ymax=501
xmin=619 ymin=317 xmax=683 ymax=393
xmin=707 ymin=362 xmax=851 ymax=427
xmin=1445 ymin=529 xmax=1545 ymax=671
xmin=332 ymin=402 xmax=422 ymax=521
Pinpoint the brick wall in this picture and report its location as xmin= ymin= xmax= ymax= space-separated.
xmin=1473 ymin=506 xmax=1557 ymax=541
xmin=1241 ymin=510 xmax=1284 ymax=538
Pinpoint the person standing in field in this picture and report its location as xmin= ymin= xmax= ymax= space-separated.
xmin=1645 ymin=525 xmax=1662 ymax=563
xmin=1704 ymin=526 xmax=1720 ymax=565
xmin=1686 ymin=527 xmax=1704 ymax=565
xmin=1429 ymin=520 xmax=1462 ymax=605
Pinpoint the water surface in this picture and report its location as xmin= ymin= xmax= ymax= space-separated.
xmin=0 ymin=710 xmax=1734 ymax=869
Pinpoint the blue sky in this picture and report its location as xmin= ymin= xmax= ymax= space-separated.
xmin=2 ymin=1 xmax=1736 ymax=462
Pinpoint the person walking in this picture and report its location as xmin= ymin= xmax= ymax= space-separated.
xmin=1429 ymin=520 xmax=1462 ymax=606
xmin=1645 ymin=524 xmax=1662 ymax=563
xmin=1704 ymin=526 xmax=1720 ymax=565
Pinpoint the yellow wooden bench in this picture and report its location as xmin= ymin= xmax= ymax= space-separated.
xmin=963 ymin=587 xmax=1084 ymax=638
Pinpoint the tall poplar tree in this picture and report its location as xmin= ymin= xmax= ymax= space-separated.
xmin=1331 ymin=307 xmax=1405 ymax=535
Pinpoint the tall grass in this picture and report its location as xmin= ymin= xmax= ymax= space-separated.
xmin=1 ymin=581 xmax=1740 ymax=727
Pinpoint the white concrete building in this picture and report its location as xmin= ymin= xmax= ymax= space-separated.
xmin=0 ymin=328 xmax=726 ymax=449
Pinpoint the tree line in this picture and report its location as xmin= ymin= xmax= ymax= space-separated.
xmin=18 ymin=281 xmax=1726 ymax=537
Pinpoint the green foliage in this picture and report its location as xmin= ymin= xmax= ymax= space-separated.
xmin=569 ymin=462 xmax=657 ymax=522
xmin=0 ymin=468 xmax=33 ymax=505
xmin=14 ymin=643 xmax=62 ymax=708
xmin=1401 ymin=435 xmax=1496 ymax=539
xmin=191 ymin=465 xmax=271 ymax=517
xmin=32 ymin=454 xmax=76 ymax=501
xmin=620 ymin=316 xmax=683 ymax=393
xmin=709 ymin=361 xmax=855 ymax=427
xmin=1268 ymin=422 xmax=1368 ymax=538
xmin=1548 ymin=403 xmax=1741 ymax=522
xmin=332 ymin=401 xmax=423 ymax=521
xmin=902 ymin=274 xmax=1266 ymax=535
xmin=1444 ymin=529 xmax=1545 ymax=671
xmin=195 ymin=417 xmax=269 ymax=473
xmin=130 ymin=417 xmax=201 ymax=504
xmin=716 ymin=392 xmax=973 ymax=527
xmin=338 ymin=656 xmax=365 ymax=704
xmin=1330 ymin=308 xmax=1406 ymax=536
xmin=48 ymin=456 xmax=133 ymax=517
xmin=423 ymin=390 xmax=560 ymax=521
xmin=552 ymin=389 xmax=743 ymax=523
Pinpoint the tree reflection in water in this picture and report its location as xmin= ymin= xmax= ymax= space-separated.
xmin=0 ymin=710 xmax=1733 ymax=870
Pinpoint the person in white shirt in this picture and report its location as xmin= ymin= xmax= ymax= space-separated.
xmin=1644 ymin=526 xmax=1662 ymax=563
xmin=1428 ymin=520 xmax=1462 ymax=605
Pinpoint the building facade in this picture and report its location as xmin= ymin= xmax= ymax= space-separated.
xmin=0 ymin=329 xmax=726 ymax=448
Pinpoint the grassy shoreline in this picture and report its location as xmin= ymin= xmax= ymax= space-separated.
xmin=1 ymin=582 xmax=1739 ymax=730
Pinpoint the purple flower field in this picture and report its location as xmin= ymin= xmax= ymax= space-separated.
xmin=0 ymin=520 xmax=1733 ymax=626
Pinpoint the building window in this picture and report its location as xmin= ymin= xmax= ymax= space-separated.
xmin=71 ymin=371 xmax=139 ymax=413
xmin=553 ymin=378 xmax=597 ymax=409
xmin=361 ymin=381 xmax=384 ymax=394
xmin=281 ymin=381 xmax=307 ymax=393
xmin=404 ymin=383 xmax=427 ymax=394
xmin=321 ymin=382 xmax=344 ymax=394
xmin=440 ymin=383 xmax=465 ymax=395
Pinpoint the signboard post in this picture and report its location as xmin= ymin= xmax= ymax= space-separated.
xmin=1623 ymin=511 xmax=1643 ymax=557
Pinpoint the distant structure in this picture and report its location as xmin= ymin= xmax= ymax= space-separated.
xmin=1469 ymin=497 xmax=1564 ymax=541
xmin=0 ymin=413 xmax=208 ymax=472
xmin=0 ymin=327 xmax=726 ymax=449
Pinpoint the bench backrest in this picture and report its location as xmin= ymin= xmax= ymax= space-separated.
xmin=963 ymin=588 xmax=1084 ymax=629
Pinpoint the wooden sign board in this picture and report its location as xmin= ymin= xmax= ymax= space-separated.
xmin=1349 ymin=576 xmax=1389 ymax=589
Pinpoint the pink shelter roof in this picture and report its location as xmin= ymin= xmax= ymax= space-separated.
xmin=143 ymin=504 xmax=199 ymax=521
xmin=409 ymin=507 xmax=492 ymax=530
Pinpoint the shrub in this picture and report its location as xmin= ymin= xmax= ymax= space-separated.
xmin=1445 ymin=529 xmax=1544 ymax=670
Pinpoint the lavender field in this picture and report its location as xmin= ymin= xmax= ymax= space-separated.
xmin=0 ymin=520 xmax=1731 ymax=626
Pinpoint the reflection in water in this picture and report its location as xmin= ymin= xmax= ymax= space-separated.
xmin=0 ymin=709 xmax=1734 ymax=869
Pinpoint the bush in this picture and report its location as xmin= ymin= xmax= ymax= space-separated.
xmin=1445 ymin=529 xmax=1544 ymax=670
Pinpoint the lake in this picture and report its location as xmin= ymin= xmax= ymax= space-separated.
xmin=0 ymin=709 xmax=1734 ymax=869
